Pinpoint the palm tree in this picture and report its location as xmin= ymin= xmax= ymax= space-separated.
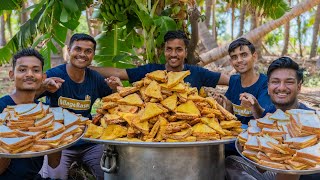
xmin=199 ymin=0 xmax=320 ymax=66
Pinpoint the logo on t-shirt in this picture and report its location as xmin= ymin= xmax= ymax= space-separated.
xmin=58 ymin=96 xmax=91 ymax=110
xmin=232 ymin=104 xmax=252 ymax=117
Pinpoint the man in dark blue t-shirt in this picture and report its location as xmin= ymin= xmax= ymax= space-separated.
xmin=90 ymin=30 xmax=230 ymax=90
xmin=225 ymin=57 xmax=319 ymax=180
xmin=213 ymin=38 xmax=272 ymax=125
xmin=39 ymin=34 xmax=115 ymax=180
xmin=0 ymin=48 xmax=61 ymax=180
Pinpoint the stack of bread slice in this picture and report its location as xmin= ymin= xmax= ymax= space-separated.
xmin=238 ymin=109 xmax=320 ymax=170
xmin=85 ymin=70 xmax=242 ymax=142
xmin=0 ymin=104 xmax=87 ymax=154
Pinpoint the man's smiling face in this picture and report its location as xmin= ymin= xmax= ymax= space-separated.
xmin=268 ymin=68 xmax=301 ymax=107
xmin=68 ymin=40 xmax=95 ymax=69
xmin=164 ymin=39 xmax=187 ymax=70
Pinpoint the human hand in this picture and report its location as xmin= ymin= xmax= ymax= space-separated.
xmin=43 ymin=77 xmax=64 ymax=93
xmin=239 ymin=93 xmax=257 ymax=109
xmin=105 ymin=76 xmax=123 ymax=91
xmin=211 ymin=92 xmax=229 ymax=109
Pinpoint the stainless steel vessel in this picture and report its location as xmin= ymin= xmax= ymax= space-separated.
xmin=83 ymin=139 xmax=235 ymax=180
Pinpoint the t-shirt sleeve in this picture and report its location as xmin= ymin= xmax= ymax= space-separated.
xmin=256 ymin=84 xmax=272 ymax=109
xmin=126 ymin=64 xmax=153 ymax=83
xmin=199 ymin=67 xmax=221 ymax=88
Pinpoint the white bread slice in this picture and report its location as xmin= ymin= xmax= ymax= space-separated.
xmin=62 ymin=125 xmax=83 ymax=139
xmin=244 ymin=135 xmax=259 ymax=151
xmin=261 ymin=128 xmax=286 ymax=136
xmin=0 ymin=112 xmax=9 ymax=122
xmin=297 ymin=113 xmax=320 ymax=133
xmin=286 ymin=109 xmax=315 ymax=115
xmin=28 ymin=118 xmax=54 ymax=132
xmin=79 ymin=116 xmax=89 ymax=125
xmin=295 ymin=142 xmax=320 ymax=163
xmin=51 ymin=107 xmax=64 ymax=122
xmin=269 ymin=109 xmax=290 ymax=121
xmin=257 ymin=135 xmax=279 ymax=154
xmin=259 ymin=160 xmax=287 ymax=170
xmin=257 ymin=117 xmax=276 ymax=129
xmin=16 ymin=130 xmax=45 ymax=140
xmin=284 ymin=135 xmax=318 ymax=149
xmin=45 ymin=122 xmax=65 ymax=138
xmin=35 ymin=133 xmax=64 ymax=148
xmin=0 ymin=125 xmax=17 ymax=137
xmin=63 ymin=109 xmax=80 ymax=128
xmin=247 ymin=126 xmax=261 ymax=135
xmin=257 ymin=151 xmax=272 ymax=162
xmin=34 ymin=113 xmax=54 ymax=127
xmin=13 ymin=103 xmax=37 ymax=115
xmin=18 ymin=102 xmax=44 ymax=118
xmin=238 ymin=131 xmax=248 ymax=144
xmin=242 ymin=149 xmax=259 ymax=162
xmin=0 ymin=136 xmax=33 ymax=148
xmin=248 ymin=120 xmax=258 ymax=127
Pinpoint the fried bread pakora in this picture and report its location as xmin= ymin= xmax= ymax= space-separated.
xmin=176 ymin=100 xmax=201 ymax=116
xmin=102 ymin=93 xmax=122 ymax=102
xmin=140 ymin=103 xmax=166 ymax=122
xmin=117 ymin=93 xmax=144 ymax=106
xmin=146 ymin=70 xmax=167 ymax=82
xmin=89 ymin=70 xmax=242 ymax=142
xmin=118 ymin=86 xmax=139 ymax=97
xmin=100 ymin=124 xmax=127 ymax=140
xmin=160 ymin=93 xmax=177 ymax=111
xmin=167 ymin=70 xmax=191 ymax=88
xmin=144 ymin=81 xmax=163 ymax=100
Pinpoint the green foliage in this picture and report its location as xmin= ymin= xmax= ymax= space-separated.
xmin=226 ymin=0 xmax=290 ymax=19
xmin=94 ymin=0 xmax=177 ymax=66
xmin=0 ymin=0 xmax=23 ymax=10
xmin=0 ymin=0 xmax=92 ymax=67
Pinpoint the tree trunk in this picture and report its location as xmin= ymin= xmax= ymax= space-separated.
xmin=237 ymin=4 xmax=247 ymax=37
xmin=186 ymin=7 xmax=200 ymax=65
xmin=211 ymin=0 xmax=217 ymax=47
xmin=297 ymin=15 xmax=303 ymax=57
xmin=250 ymin=9 xmax=262 ymax=59
xmin=0 ymin=16 xmax=6 ymax=46
xmin=6 ymin=13 xmax=12 ymax=39
xmin=281 ymin=0 xmax=291 ymax=56
xmin=205 ymin=0 xmax=212 ymax=27
xmin=199 ymin=0 xmax=320 ymax=66
xmin=86 ymin=7 xmax=100 ymax=37
xmin=231 ymin=3 xmax=235 ymax=40
xmin=20 ymin=1 xmax=29 ymax=24
xmin=310 ymin=4 xmax=320 ymax=58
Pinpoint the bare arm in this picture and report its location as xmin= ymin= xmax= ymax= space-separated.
xmin=89 ymin=66 xmax=129 ymax=80
xmin=0 ymin=158 xmax=10 ymax=175
xmin=47 ymin=151 xmax=61 ymax=168
xmin=217 ymin=73 xmax=230 ymax=86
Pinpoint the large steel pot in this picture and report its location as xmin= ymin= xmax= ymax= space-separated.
xmin=90 ymin=139 xmax=235 ymax=180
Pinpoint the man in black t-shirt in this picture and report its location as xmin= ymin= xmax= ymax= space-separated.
xmin=0 ymin=48 xmax=61 ymax=180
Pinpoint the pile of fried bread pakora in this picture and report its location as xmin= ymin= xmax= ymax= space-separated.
xmin=85 ymin=70 xmax=242 ymax=142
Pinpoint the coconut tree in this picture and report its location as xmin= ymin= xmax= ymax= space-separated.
xmin=199 ymin=0 xmax=320 ymax=66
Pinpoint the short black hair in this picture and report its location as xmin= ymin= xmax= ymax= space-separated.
xmin=228 ymin=37 xmax=255 ymax=54
xmin=69 ymin=33 xmax=96 ymax=51
xmin=267 ymin=56 xmax=304 ymax=83
xmin=12 ymin=48 xmax=45 ymax=70
xmin=164 ymin=30 xmax=189 ymax=48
